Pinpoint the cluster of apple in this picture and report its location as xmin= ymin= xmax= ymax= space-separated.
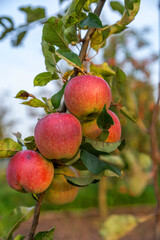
xmin=6 ymin=75 xmax=121 ymax=205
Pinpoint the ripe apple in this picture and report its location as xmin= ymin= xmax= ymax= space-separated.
xmin=64 ymin=75 xmax=112 ymax=120
xmin=44 ymin=165 xmax=79 ymax=205
xmin=34 ymin=113 xmax=82 ymax=160
xmin=6 ymin=150 xmax=54 ymax=194
xmin=81 ymin=110 xmax=121 ymax=143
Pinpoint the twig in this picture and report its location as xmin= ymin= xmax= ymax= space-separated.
xmin=28 ymin=192 xmax=45 ymax=240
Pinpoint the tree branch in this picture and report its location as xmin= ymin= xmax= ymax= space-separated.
xmin=28 ymin=192 xmax=44 ymax=240
xmin=79 ymin=0 xmax=106 ymax=63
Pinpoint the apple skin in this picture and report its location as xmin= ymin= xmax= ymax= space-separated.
xmin=44 ymin=166 xmax=79 ymax=205
xmin=6 ymin=150 xmax=54 ymax=194
xmin=81 ymin=110 xmax=121 ymax=143
xmin=64 ymin=75 xmax=112 ymax=120
xmin=34 ymin=113 xmax=82 ymax=160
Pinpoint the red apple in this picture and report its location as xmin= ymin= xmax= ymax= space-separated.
xmin=34 ymin=113 xmax=82 ymax=160
xmin=64 ymin=75 xmax=112 ymax=120
xmin=6 ymin=150 xmax=54 ymax=194
xmin=44 ymin=165 xmax=79 ymax=205
xmin=81 ymin=110 xmax=121 ymax=143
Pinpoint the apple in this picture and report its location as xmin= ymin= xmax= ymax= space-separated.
xmin=81 ymin=110 xmax=121 ymax=143
xmin=64 ymin=75 xmax=112 ymax=120
xmin=44 ymin=165 xmax=79 ymax=205
xmin=34 ymin=113 xmax=82 ymax=160
xmin=6 ymin=150 xmax=54 ymax=194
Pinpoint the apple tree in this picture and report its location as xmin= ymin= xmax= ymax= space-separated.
xmin=2 ymin=0 xmax=160 ymax=240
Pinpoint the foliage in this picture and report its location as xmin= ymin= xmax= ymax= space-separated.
xmin=0 ymin=0 xmax=146 ymax=239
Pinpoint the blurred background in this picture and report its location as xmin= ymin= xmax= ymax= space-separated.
xmin=0 ymin=0 xmax=159 ymax=239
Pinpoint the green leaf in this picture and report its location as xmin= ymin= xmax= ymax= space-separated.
xmin=51 ymin=83 xmax=67 ymax=109
xmin=64 ymin=0 xmax=87 ymax=28
xmin=34 ymin=72 xmax=59 ymax=87
xmin=65 ymin=170 xmax=103 ymax=187
xmin=64 ymin=25 xmax=78 ymax=44
xmin=90 ymin=30 xmax=103 ymax=51
xmin=0 ymin=206 xmax=34 ymax=240
xmin=96 ymin=130 xmax=109 ymax=142
xmin=14 ymin=235 xmax=25 ymax=240
xmin=100 ymin=214 xmax=140 ymax=240
xmin=43 ymin=17 xmax=68 ymax=49
xmin=21 ymin=99 xmax=47 ymax=108
xmin=24 ymin=136 xmax=37 ymax=151
xmin=41 ymin=40 xmax=59 ymax=73
xmin=100 ymin=0 xmax=141 ymax=37
xmin=34 ymin=227 xmax=55 ymax=240
xmin=99 ymin=155 xmax=124 ymax=168
xmin=90 ymin=62 xmax=115 ymax=76
xmin=83 ymin=0 xmax=99 ymax=11
xmin=79 ymin=13 xmax=103 ymax=28
xmin=12 ymin=31 xmax=27 ymax=46
xmin=15 ymin=90 xmax=30 ymax=100
xmin=118 ymin=139 xmax=126 ymax=151
xmin=19 ymin=6 xmax=45 ymax=23
xmin=85 ymin=138 xmax=121 ymax=153
xmin=55 ymin=49 xmax=81 ymax=67
xmin=110 ymin=1 xmax=125 ymax=15
xmin=0 ymin=138 xmax=22 ymax=158
xmin=97 ymin=105 xmax=114 ymax=130
xmin=0 ymin=17 xmax=14 ymax=40
xmin=80 ymin=149 xmax=112 ymax=175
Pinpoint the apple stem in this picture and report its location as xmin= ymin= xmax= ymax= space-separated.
xmin=28 ymin=192 xmax=45 ymax=240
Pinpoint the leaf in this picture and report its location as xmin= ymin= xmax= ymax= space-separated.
xmin=34 ymin=72 xmax=59 ymax=87
xmin=0 ymin=206 xmax=34 ymax=240
xmin=51 ymin=83 xmax=67 ymax=109
xmin=0 ymin=138 xmax=22 ymax=158
xmin=90 ymin=62 xmax=115 ymax=76
xmin=97 ymin=105 xmax=114 ymax=130
xmin=24 ymin=136 xmax=37 ymax=151
xmin=85 ymin=138 xmax=121 ymax=153
xmin=55 ymin=49 xmax=81 ymax=68
xmin=90 ymin=30 xmax=103 ymax=51
xmin=83 ymin=0 xmax=99 ymax=11
xmin=41 ymin=40 xmax=59 ymax=73
xmin=14 ymin=235 xmax=25 ymax=240
xmin=15 ymin=90 xmax=30 ymax=100
xmin=79 ymin=13 xmax=103 ymax=28
xmin=118 ymin=139 xmax=126 ymax=151
xmin=99 ymin=155 xmax=124 ymax=168
xmin=43 ymin=17 xmax=68 ymax=49
xmin=96 ymin=130 xmax=109 ymax=142
xmin=64 ymin=25 xmax=78 ymax=44
xmin=100 ymin=214 xmax=140 ymax=240
xmin=110 ymin=1 xmax=125 ymax=15
xmin=19 ymin=6 xmax=45 ymax=23
xmin=0 ymin=17 xmax=14 ymax=40
xmin=34 ymin=227 xmax=55 ymax=240
xmin=100 ymin=0 xmax=141 ymax=37
xmin=65 ymin=170 xmax=103 ymax=187
xmin=64 ymin=0 xmax=87 ymax=28
xmin=12 ymin=31 xmax=27 ymax=46
xmin=21 ymin=99 xmax=47 ymax=108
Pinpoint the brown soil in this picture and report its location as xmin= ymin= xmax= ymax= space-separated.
xmin=14 ymin=206 xmax=156 ymax=240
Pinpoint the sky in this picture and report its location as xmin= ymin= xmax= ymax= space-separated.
xmin=0 ymin=0 xmax=159 ymax=139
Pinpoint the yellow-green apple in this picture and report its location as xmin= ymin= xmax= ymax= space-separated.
xmin=64 ymin=75 xmax=112 ymax=120
xmin=44 ymin=166 xmax=79 ymax=205
xmin=82 ymin=110 xmax=121 ymax=142
xmin=6 ymin=150 xmax=54 ymax=194
xmin=34 ymin=113 xmax=82 ymax=160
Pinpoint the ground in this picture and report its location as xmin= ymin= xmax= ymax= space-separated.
xmin=14 ymin=206 xmax=155 ymax=240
